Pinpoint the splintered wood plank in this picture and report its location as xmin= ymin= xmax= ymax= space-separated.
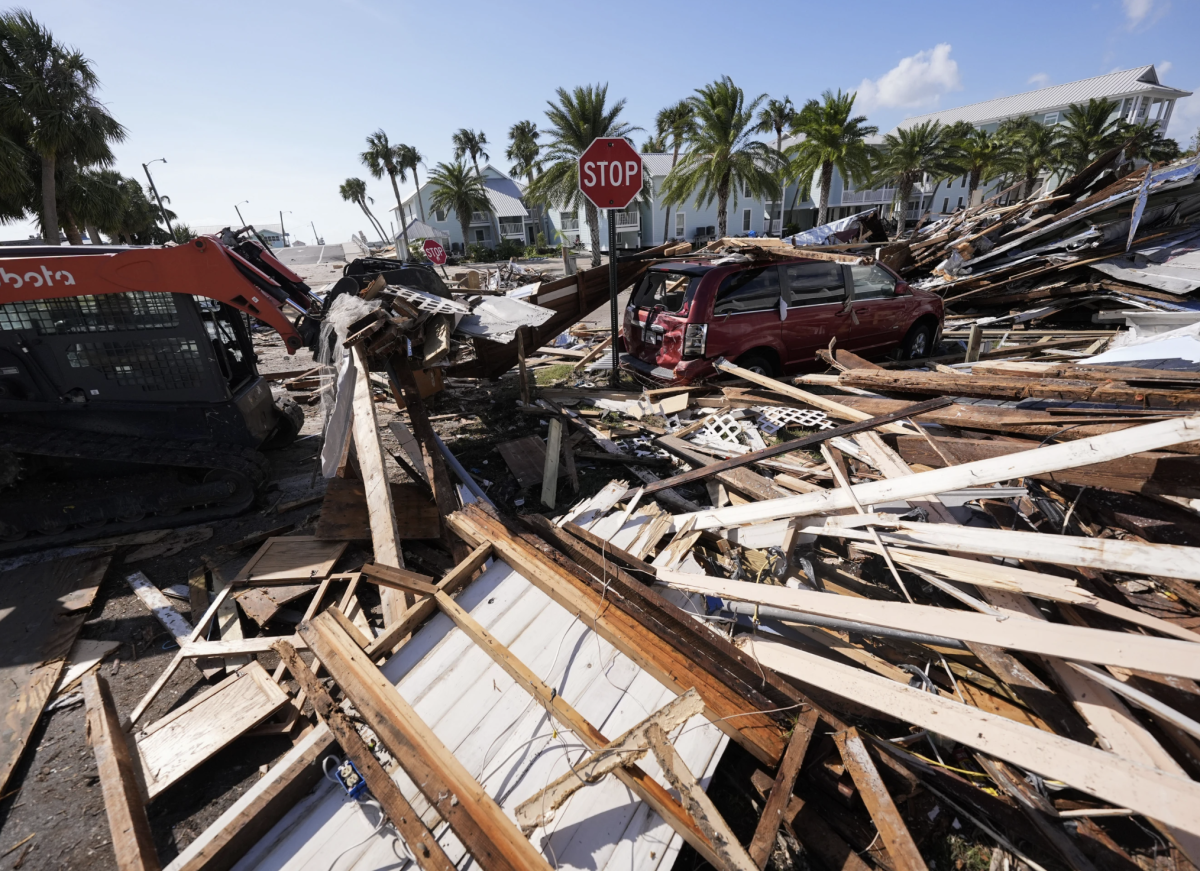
xmin=300 ymin=610 xmax=553 ymax=871
xmin=315 ymin=477 xmax=440 ymax=541
xmin=834 ymin=728 xmax=928 ymax=871
xmin=210 ymin=564 xmax=250 ymax=674
xmin=748 ymin=706 xmax=819 ymax=868
xmin=135 ymin=661 xmax=287 ymax=800
xmin=0 ymin=549 xmax=112 ymax=796
xmin=233 ymin=537 xmax=347 ymax=585
xmin=234 ymin=584 xmax=318 ymax=627
xmin=541 ymin=418 xmax=563 ymax=509
xmin=83 ymin=673 xmax=161 ymax=871
xmin=497 ymin=434 xmax=566 ymax=489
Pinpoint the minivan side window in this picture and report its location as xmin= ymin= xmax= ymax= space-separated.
xmin=848 ymin=264 xmax=897 ymax=300
xmin=712 ymin=267 xmax=781 ymax=315
xmin=631 ymin=271 xmax=701 ymax=314
xmin=783 ymin=263 xmax=845 ymax=307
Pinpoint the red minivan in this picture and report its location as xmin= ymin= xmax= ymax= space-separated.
xmin=622 ymin=257 xmax=943 ymax=382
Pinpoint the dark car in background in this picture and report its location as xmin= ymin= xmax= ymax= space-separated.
xmin=622 ymin=257 xmax=943 ymax=383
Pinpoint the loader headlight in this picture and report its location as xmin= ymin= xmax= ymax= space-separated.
xmin=683 ymin=323 xmax=707 ymax=357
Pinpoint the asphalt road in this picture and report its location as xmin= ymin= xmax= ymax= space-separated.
xmin=272 ymin=244 xmax=343 ymax=266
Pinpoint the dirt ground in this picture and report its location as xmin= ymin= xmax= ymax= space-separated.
xmin=0 ymin=247 xmax=638 ymax=870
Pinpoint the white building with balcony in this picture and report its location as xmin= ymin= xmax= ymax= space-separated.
xmin=392 ymin=164 xmax=539 ymax=252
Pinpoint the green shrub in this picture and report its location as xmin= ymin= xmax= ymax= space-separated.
xmin=783 ymin=223 xmax=800 ymax=236
xmin=464 ymin=243 xmax=492 ymax=262
xmin=536 ymin=231 xmax=547 ymax=249
xmin=494 ymin=239 xmax=525 ymax=260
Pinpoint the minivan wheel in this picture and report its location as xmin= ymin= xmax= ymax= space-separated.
xmin=735 ymin=353 xmax=777 ymax=377
xmin=900 ymin=323 xmax=934 ymax=360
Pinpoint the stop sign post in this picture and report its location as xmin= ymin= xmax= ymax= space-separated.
xmin=579 ymin=138 xmax=643 ymax=385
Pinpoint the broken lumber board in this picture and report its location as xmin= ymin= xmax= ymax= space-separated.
xmin=352 ymin=345 xmax=409 ymax=625
xmin=656 ymin=571 xmax=1200 ymax=679
xmin=976 ymin=361 xmax=1200 ymax=386
xmin=161 ymin=725 xmax=333 ymax=871
xmin=833 ymin=728 xmax=928 ymax=871
xmin=232 ymin=537 xmax=348 ymax=585
xmin=748 ymin=706 xmax=819 ymax=868
xmin=1 ymin=549 xmax=112 ymax=796
xmin=314 ymin=477 xmax=440 ymax=540
xmin=234 ymin=583 xmax=317 ymax=627
xmin=496 ymin=434 xmax=565 ymax=489
xmin=740 ymin=637 xmax=1200 ymax=838
xmin=639 ymin=397 xmax=951 ymax=496
xmin=646 ymin=721 xmax=758 ymax=871
xmin=889 ymin=434 xmax=1200 ymax=498
xmin=135 ymin=661 xmax=288 ymax=799
xmin=272 ymin=641 xmax=456 ymax=871
xmin=669 ymin=415 xmax=1200 ymax=533
xmin=541 ymin=418 xmax=563 ymax=508
xmin=127 ymin=570 xmax=224 ymax=680
xmin=83 ymin=673 xmax=161 ymax=871
xmin=749 ymin=769 xmax=873 ymax=871
xmin=713 ymin=357 xmax=914 ymax=434
xmin=299 ymin=610 xmax=554 ymax=871
xmin=839 ymin=369 xmax=1200 ymax=410
xmin=209 ymin=563 xmax=250 ymax=674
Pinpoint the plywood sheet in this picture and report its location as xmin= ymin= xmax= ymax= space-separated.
xmin=235 ymin=584 xmax=318 ymax=627
xmin=234 ymin=537 xmax=347 ymax=585
xmin=0 ymin=549 xmax=113 ymax=794
xmin=497 ymin=435 xmax=566 ymax=489
xmin=136 ymin=660 xmax=288 ymax=799
xmin=314 ymin=478 xmax=440 ymax=541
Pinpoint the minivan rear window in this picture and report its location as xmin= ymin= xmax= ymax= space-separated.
xmin=713 ymin=267 xmax=781 ymax=315
xmin=631 ymin=271 xmax=701 ymax=314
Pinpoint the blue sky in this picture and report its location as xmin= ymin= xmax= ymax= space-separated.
xmin=8 ymin=0 xmax=1200 ymax=244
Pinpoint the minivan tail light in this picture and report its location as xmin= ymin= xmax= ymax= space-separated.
xmin=683 ymin=323 xmax=707 ymax=357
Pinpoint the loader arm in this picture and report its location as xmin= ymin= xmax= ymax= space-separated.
xmin=0 ymin=236 xmax=317 ymax=353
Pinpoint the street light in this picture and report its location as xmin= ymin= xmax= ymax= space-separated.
xmin=142 ymin=158 xmax=175 ymax=241
xmin=235 ymin=200 xmax=250 ymax=228
xmin=279 ymin=210 xmax=292 ymax=247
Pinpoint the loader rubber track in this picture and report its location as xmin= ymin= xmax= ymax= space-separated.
xmin=0 ymin=425 xmax=270 ymax=554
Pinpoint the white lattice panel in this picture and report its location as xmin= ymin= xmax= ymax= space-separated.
xmin=755 ymin=406 xmax=836 ymax=435
xmin=695 ymin=413 xmax=744 ymax=446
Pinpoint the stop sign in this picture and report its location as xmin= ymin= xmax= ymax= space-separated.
xmin=422 ymin=238 xmax=447 ymax=265
xmin=578 ymin=138 xmax=643 ymax=210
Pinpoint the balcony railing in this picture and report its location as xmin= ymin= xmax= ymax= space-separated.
xmin=614 ymin=212 xmax=639 ymax=230
xmin=499 ymin=221 xmax=525 ymax=238
xmin=560 ymin=218 xmax=579 ymax=231
xmin=842 ymin=188 xmax=895 ymax=205
xmin=470 ymin=211 xmax=491 ymax=225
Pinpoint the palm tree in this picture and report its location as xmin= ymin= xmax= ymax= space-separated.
xmin=641 ymin=133 xmax=666 ymax=152
xmin=662 ymin=78 xmax=785 ymax=238
xmin=996 ymin=117 xmax=1059 ymax=199
xmin=1118 ymin=120 xmax=1181 ymax=165
xmin=427 ymin=160 xmax=491 ymax=254
xmin=785 ymin=89 xmax=875 ymax=227
xmin=953 ymin=126 xmax=1005 ymax=205
xmin=654 ymin=100 xmax=695 ymax=242
xmin=1054 ymin=98 xmax=1122 ymax=176
xmin=0 ymin=10 xmax=125 ymax=244
xmin=339 ymin=177 xmax=388 ymax=243
xmin=507 ymin=120 xmax=547 ymax=242
xmin=754 ymin=97 xmax=795 ymax=235
xmin=360 ymin=129 xmax=411 ymax=254
xmin=452 ymin=128 xmax=498 ymax=247
xmin=872 ymin=120 xmax=959 ymax=226
xmin=397 ymin=144 xmax=426 ymax=225
xmin=526 ymin=84 xmax=639 ymax=267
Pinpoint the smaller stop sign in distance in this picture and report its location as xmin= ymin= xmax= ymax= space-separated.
xmin=422 ymin=238 xmax=447 ymax=265
xmin=578 ymin=137 xmax=643 ymax=210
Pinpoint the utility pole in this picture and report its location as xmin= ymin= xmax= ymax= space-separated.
xmin=279 ymin=211 xmax=287 ymax=247
xmin=142 ymin=159 xmax=174 ymax=240
xmin=311 ymin=221 xmax=321 ymax=245
xmin=235 ymin=201 xmax=249 ymax=229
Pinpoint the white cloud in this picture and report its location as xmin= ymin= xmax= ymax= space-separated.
xmin=856 ymin=44 xmax=962 ymax=112
xmin=1027 ymin=72 xmax=1051 ymax=88
xmin=1158 ymin=60 xmax=1173 ymax=77
xmin=1123 ymin=0 xmax=1168 ymax=28
xmin=1169 ymin=92 xmax=1200 ymax=146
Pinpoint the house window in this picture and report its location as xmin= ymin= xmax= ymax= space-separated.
xmin=1043 ymin=112 xmax=1059 ymax=126
xmin=474 ymin=229 xmax=487 ymax=242
xmin=943 ymin=198 xmax=949 ymax=213
xmin=744 ymin=182 xmax=752 ymax=198
xmin=742 ymin=209 xmax=752 ymax=232
xmin=957 ymin=196 xmax=964 ymax=209
xmin=675 ymin=211 xmax=685 ymax=238
xmin=434 ymin=209 xmax=447 ymax=222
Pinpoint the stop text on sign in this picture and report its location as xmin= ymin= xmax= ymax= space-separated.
xmin=580 ymin=160 xmax=641 ymax=189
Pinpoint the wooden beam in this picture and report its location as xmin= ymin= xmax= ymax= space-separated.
xmin=516 ymin=327 xmax=532 ymax=407
xmin=83 ymin=673 xmax=160 ymax=871
xmin=672 ymin=415 xmax=1200 ymax=532
xmin=299 ymin=611 xmax=553 ymax=871
xmin=741 ymin=637 xmax=1200 ymax=836
xmin=646 ymin=722 xmax=758 ymax=871
xmin=749 ymin=770 xmax=874 ymax=871
xmin=833 ymin=728 xmax=928 ymax=871
xmin=571 ymin=335 xmax=612 ymax=372
xmin=272 ymin=641 xmax=456 ymax=871
xmin=541 ymin=418 xmax=563 ymax=508
xmin=561 ymin=521 xmax=658 ymax=580
xmin=748 ymin=706 xmax=819 ymax=869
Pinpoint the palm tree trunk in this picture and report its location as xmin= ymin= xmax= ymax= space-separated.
xmin=413 ymin=166 xmax=426 ymax=223
xmin=1024 ymin=170 xmax=1037 ymax=200
xmin=818 ymin=161 xmax=834 ymax=226
xmin=63 ymin=211 xmax=83 ymax=245
xmin=662 ymin=143 xmax=681 ymax=244
xmin=716 ymin=171 xmax=731 ymax=238
xmin=968 ymin=168 xmax=981 ymax=205
xmin=360 ymin=200 xmax=387 ymax=245
xmin=389 ymin=172 xmax=411 ymax=255
xmin=460 ymin=217 xmax=470 ymax=255
xmin=85 ymin=223 xmax=102 ymax=244
xmin=895 ymin=177 xmax=915 ymax=229
xmin=586 ymin=201 xmax=601 ymax=268
xmin=40 ymin=154 xmax=59 ymax=245
xmin=776 ymin=130 xmax=785 ymax=236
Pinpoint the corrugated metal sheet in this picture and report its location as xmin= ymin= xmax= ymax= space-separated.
xmin=233 ymin=558 xmax=728 ymax=871
xmin=897 ymin=65 xmax=1191 ymax=130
